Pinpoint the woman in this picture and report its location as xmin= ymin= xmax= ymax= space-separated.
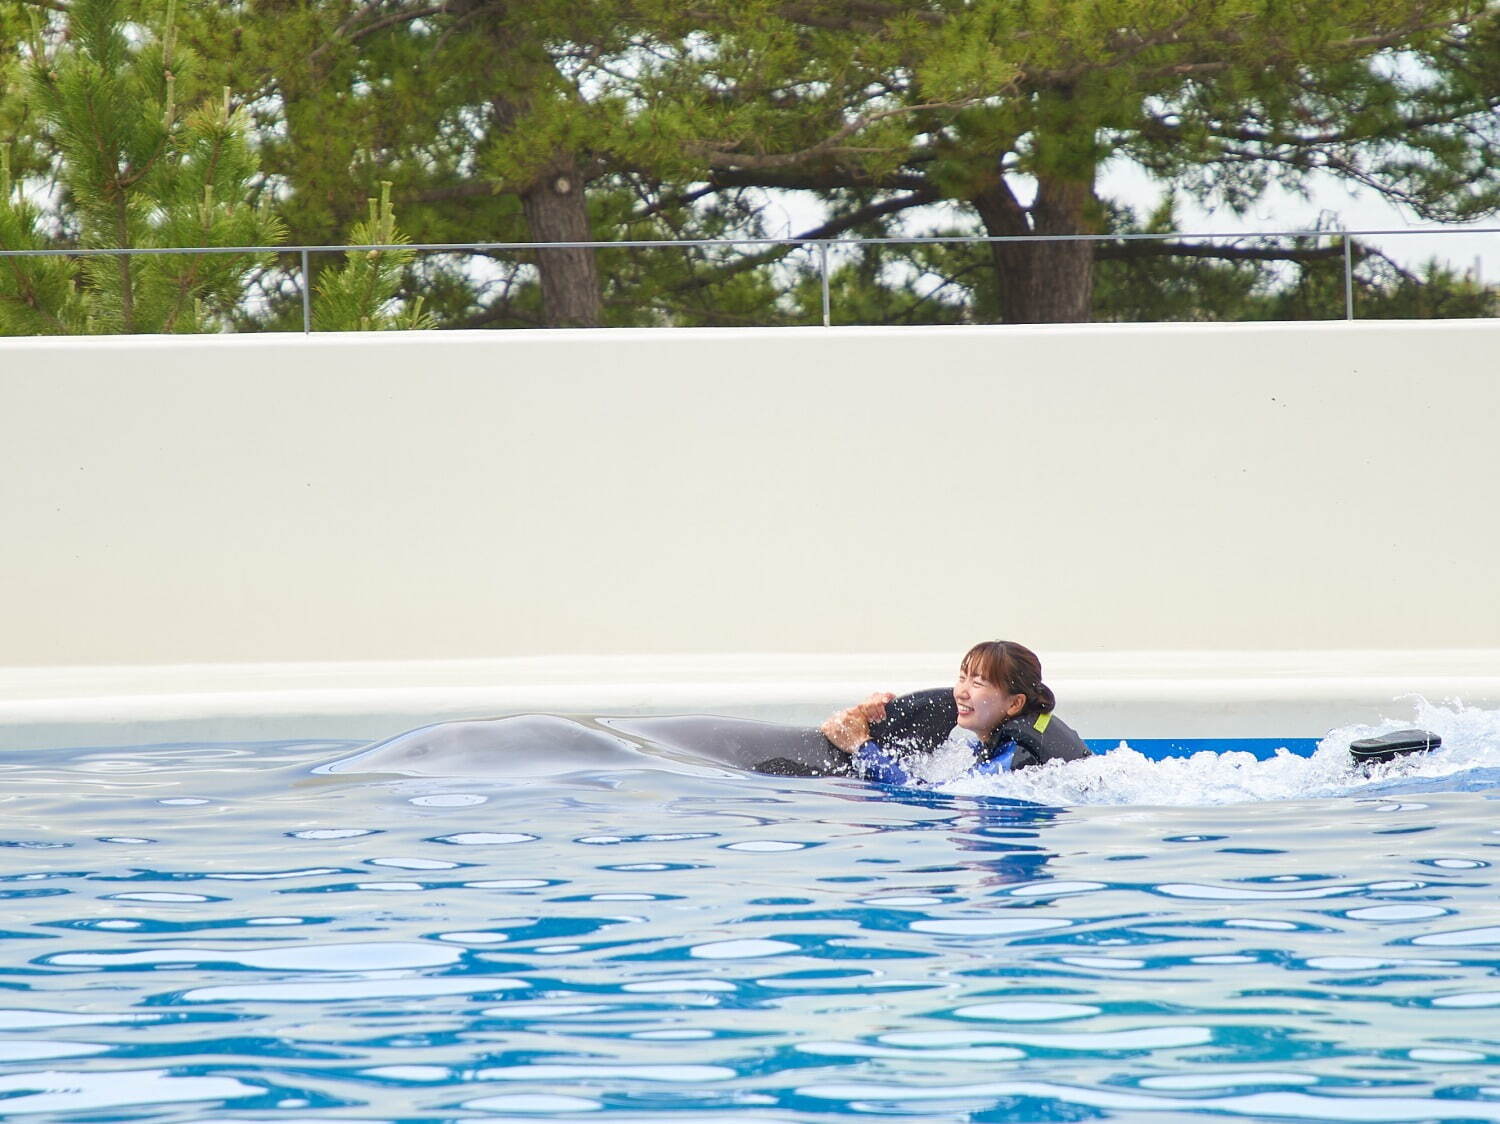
xmin=821 ymin=640 xmax=1091 ymax=787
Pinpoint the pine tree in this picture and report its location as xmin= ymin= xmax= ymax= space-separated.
xmin=172 ymin=0 xmax=836 ymax=330
xmin=312 ymin=183 xmax=434 ymax=331
xmin=7 ymin=0 xmax=1498 ymax=330
xmin=0 ymin=0 xmax=429 ymax=335
xmin=650 ymin=0 xmax=1500 ymax=323
xmin=1 ymin=0 xmax=284 ymax=333
xmin=2 ymin=161 xmax=88 ymax=333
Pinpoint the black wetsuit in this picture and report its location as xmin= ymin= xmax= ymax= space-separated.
xmin=697 ymin=687 xmax=1091 ymax=778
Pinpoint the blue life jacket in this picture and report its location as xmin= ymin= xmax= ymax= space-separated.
xmin=852 ymin=726 xmax=1019 ymax=788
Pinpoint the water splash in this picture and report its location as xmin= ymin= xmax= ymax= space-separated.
xmin=943 ymin=698 xmax=1500 ymax=806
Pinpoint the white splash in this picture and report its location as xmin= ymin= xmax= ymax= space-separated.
xmin=938 ymin=698 xmax=1500 ymax=807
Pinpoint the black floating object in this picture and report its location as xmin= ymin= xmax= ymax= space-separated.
xmin=1349 ymin=729 xmax=1441 ymax=764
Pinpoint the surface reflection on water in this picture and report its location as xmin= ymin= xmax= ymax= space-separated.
xmin=0 ymin=730 xmax=1497 ymax=1121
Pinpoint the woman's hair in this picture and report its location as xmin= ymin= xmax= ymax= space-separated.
xmin=960 ymin=640 xmax=1056 ymax=716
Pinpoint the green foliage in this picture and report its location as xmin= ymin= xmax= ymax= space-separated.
xmin=624 ymin=0 xmax=1500 ymax=320
xmin=788 ymin=250 xmax=973 ymax=328
xmin=2 ymin=0 xmax=284 ymax=333
xmin=4 ymin=0 xmax=1498 ymax=332
xmin=312 ymin=183 xmax=433 ymax=331
xmin=1090 ymin=197 xmax=1276 ymax=323
xmin=0 ymin=0 xmax=435 ymax=336
xmin=1093 ymin=249 xmax=1267 ymax=324
xmin=0 ymin=148 xmax=90 ymax=334
xmin=1089 ymin=200 xmax=1496 ymax=323
xmin=1260 ymin=253 xmax=1496 ymax=321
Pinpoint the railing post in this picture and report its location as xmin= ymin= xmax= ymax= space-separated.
xmin=301 ymin=249 xmax=312 ymax=334
xmin=3 ymin=227 xmax=1490 ymax=334
xmin=819 ymin=240 xmax=831 ymax=327
xmin=1343 ymin=234 xmax=1354 ymax=321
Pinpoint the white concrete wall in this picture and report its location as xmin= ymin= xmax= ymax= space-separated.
xmin=2 ymin=320 xmax=1498 ymax=744
xmin=2 ymin=318 xmax=1500 ymax=744
xmin=2 ymin=649 xmax=1498 ymax=752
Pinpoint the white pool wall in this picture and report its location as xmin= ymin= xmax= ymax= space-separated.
xmin=3 ymin=321 xmax=1498 ymax=747
xmin=1 ymin=650 xmax=1497 ymax=753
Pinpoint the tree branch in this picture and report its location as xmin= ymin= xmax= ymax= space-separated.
xmin=1021 ymin=15 xmax=1466 ymax=89
xmin=1144 ymin=94 xmax=1500 ymax=150
xmin=691 ymin=100 xmax=984 ymax=172
xmin=403 ymin=180 xmax=505 ymax=205
xmin=308 ymin=2 xmax=445 ymax=65
xmin=880 ymin=263 xmax=988 ymax=325
xmin=448 ymin=299 xmax=546 ymax=330
xmin=1096 ymin=239 xmax=1353 ymax=263
xmin=676 ymin=2 xmax=945 ymax=36
xmin=704 ymin=166 xmax=931 ymax=192
xmin=667 ymin=187 xmax=939 ymax=294
xmin=629 ymin=183 xmax=719 ymax=222
xmin=789 ymin=187 xmax=941 ymax=239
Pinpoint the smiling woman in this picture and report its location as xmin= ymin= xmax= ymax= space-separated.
xmin=820 ymin=641 xmax=1092 ymax=787
xmin=955 ymin=640 xmax=1054 ymax=736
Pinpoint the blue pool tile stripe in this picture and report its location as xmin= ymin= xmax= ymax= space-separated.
xmin=1089 ymin=738 xmax=1320 ymax=761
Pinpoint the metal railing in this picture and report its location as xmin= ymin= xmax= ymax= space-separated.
xmin=2 ymin=226 xmax=1496 ymax=332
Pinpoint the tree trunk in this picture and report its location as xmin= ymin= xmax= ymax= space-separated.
xmin=443 ymin=0 xmax=606 ymax=328
xmin=973 ymin=170 xmax=1096 ymax=324
xmin=486 ymin=83 xmax=603 ymax=329
xmin=518 ymin=154 xmax=603 ymax=328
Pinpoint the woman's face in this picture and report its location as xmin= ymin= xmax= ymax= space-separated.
xmin=953 ymin=664 xmax=1025 ymax=738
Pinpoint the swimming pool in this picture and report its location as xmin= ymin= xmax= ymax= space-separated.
xmin=3 ymin=699 xmax=1500 ymax=1123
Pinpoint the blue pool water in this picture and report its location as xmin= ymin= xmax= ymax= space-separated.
xmin=3 ymin=700 xmax=1500 ymax=1122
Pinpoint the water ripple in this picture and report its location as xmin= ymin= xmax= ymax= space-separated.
xmin=2 ymin=730 xmax=1499 ymax=1123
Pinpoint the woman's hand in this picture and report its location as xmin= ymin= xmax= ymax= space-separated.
xmin=820 ymin=692 xmax=895 ymax=754
xmin=854 ymin=691 xmax=894 ymax=723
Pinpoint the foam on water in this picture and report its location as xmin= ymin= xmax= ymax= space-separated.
xmin=941 ymin=698 xmax=1500 ymax=805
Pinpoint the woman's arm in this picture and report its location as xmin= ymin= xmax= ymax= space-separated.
xmin=820 ymin=692 xmax=927 ymax=785
xmin=819 ymin=692 xmax=895 ymax=753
